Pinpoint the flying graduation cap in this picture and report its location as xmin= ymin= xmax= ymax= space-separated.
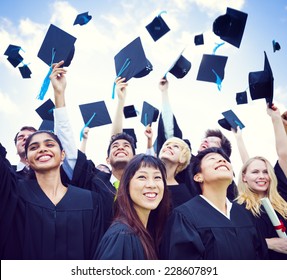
xmin=213 ymin=7 xmax=248 ymax=48
xmin=37 ymin=24 xmax=77 ymax=100
xmin=35 ymin=98 xmax=55 ymax=131
xmin=4 ymin=44 xmax=23 ymax=67
xmin=248 ymin=51 xmax=274 ymax=107
xmin=4 ymin=44 xmax=32 ymax=78
xmin=145 ymin=11 xmax=170 ymax=42
xmin=79 ymin=100 xmax=112 ymax=140
xmin=194 ymin=34 xmax=204 ymax=46
xmin=73 ymin=12 xmax=92 ymax=26
xmin=164 ymin=49 xmax=191 ymax=79
xmin=272 ymin=40 xmax=281 ymax=52
xmin=218 ymin=109 xmax=245 ymax=131
xmin=196 ymin=54 xmax=228 ymax=90
xmin=123 ymin=105 xmax=138 ymax=118
xmin=113 ymin=37 xmax=152 ymax=98
xmin=236 ymin=91 xmax=248 ymax=105
xmin=141 ymin=101 xmax=159 ymax=126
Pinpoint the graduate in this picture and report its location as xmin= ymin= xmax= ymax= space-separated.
xmin=159 ymin=147 xmax=268 ymax=260
xmin=94 ymin=154 xmax=170 ymax=260
xmin=158 ymin=137 xmax=194 ymax=209
xmin=0 ymin=131 xmax=112 ymax=259
xmin=236 ymin=156 xmax=287 ymax=259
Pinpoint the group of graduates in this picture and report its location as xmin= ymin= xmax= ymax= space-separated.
xmin=1 ymin=61 xmax=287 ymax=260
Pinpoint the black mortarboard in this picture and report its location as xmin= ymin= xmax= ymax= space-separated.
xmin=6 ymin=53 xmax=23 ymax=68
xmin=213 ymin=7 xmax=248 ymax=48
xmin=165 ymin=52 xmax=191 ymax=79
xmin=36 ymin=98 xmax=55 ymax=121
xmin=4 ymin=44 xmax=21 ymax=56
xmin=236 ymin=91 xmax=248 ymax=105
xmin=196 ymin=54 xmax=228 ymax=86
xmin=38 ymin=24 xmax=77 ymax=67
xmin=19 ymin=65 xmax=32 ymax=78
xmin=145 ymin=12 xmax=170 ymax=41
xmin=114 ymin=37 xmax=152 ymax=81
xmin=123 ymin=105 xmax=138 ymax=118
xmin=194 ymin=34 xmax=204 ymax=46
xmin=272 ymin=40 xmax=281 ymax=52
xmin=39 ymin=120 xmax=54 ymax=131
xmin=73 ymin=12 xmax=92 ymax=26
xmin=123 ymin=128 xmax=137 ymax=149
xmin=79 ymin=100 xmax=112 ymax=128
xmin=248 ymin=51 xmax=274 ymax=107
xmin=141 ymin=101 xmax=159 ymax=126
xmin=218 ymin=110 xmax=245 ymax=131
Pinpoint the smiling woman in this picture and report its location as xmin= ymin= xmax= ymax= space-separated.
xmin=0 ymin=130 xmax=114 ymax=260
xmin=94 ymin=153 xmax=170 ymax=260
xmin=160 ymin=147 xmax=269 ymax=260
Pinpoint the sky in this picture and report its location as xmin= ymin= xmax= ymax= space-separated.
xmin=1 ymin=0 xmax=287 ymax=178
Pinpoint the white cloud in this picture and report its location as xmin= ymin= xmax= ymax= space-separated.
xmin=0 ymin=91 xmax=19 ymax=114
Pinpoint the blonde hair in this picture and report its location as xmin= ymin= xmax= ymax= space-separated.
xmin=236 ymin=156 xmax=287 ymax=219
xmin=159 ymin=137 xmax=191 ymax=175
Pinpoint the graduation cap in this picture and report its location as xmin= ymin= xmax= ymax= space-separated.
xmin=213 ymin=7 xmax=248 ymax=48
xmin=145 ymin=11 xmax=170 ymax=41
xmin=38 ymin=24 xmax=77 ymax=67
xmin=79 ymin=100 xmax=112 ymax=140
xmin=37 ymin=24 xmax=77 ymax=100
xmin=123 ymin=128 xmax=137 ymax=149
xmin=164 ymin=50 xmax=191 ymax=79
xmin=39 ymin=120 xmax=54 ymax=131
xmin=194 ymin=34 xmax=204 ymax=46
xmin=236 ymin=91 xmax=248 ymax=105
xmin=272 ymin=40 xmax=281 ymax=52
xmin=73 ymin=12 xmax=92 ymax=26
xmin=4 ymin=44 xmax=24 ymax=68
xmin=123 ymin=105 xmax=138 ymax=118
xmin=218 ymin=110 xmax=245 ymax=131
xmin=196 ymin=54 xmax=228 ymax=90
xmin=19 ymin=65 xmax=32 ymax=78
xmin=114 ymin=37 xmax=152 ymax=82
xmin=141 ymin=101 xmax=159 ymax=126
xmin=36 ymin=98 xmax=55 ymax=121
xmin=248 ymin=51 xmax=274 ymax=107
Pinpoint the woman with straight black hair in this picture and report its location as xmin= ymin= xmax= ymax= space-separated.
xmin=94 ymin=154 xmax=170 ymax=259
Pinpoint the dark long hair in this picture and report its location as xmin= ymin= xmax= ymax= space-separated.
xmin=114 ymin=154 xmax=170 ymax=259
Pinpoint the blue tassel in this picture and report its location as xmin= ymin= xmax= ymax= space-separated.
xmin=212 ymin=42 xmax=225 ymax=55
xmin=112 ymin=58 xmax=131 ymax=99
xmin=80 ymin=112 xmax=96 ymax=141
xmin=37 ymin=48 xmax=56 ymax=100
xmin=158 ymin=10 xmax=167 ymax=17
xmin=37 ymin=67 xmax=53 ymax=100
xmin=212 ymin=69 xmax=222 ymax=91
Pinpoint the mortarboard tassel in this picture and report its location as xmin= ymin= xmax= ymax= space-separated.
xmin=80 ymin=112 xmax=96 ymax=141
xmin=112 ymin=58 xmax=131 ymax=99
xmin=212 ymin=42 xmax=225 ymax=55
xmin=37 ymin=48 xmax=56 ymax=100
xmin=212 ymin=69 xmax=222 ymax=91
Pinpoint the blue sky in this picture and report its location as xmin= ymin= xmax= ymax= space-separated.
xmin=1 ymin=0 xmax=287 ymax=176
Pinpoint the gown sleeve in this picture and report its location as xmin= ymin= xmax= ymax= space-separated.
xmin=274 ymin=160 xmax=287 ymax=201
xmin=94 ymin=223 xmax=145 ymax=260
xmin=159 ymin=209 xmax=205 ymax=260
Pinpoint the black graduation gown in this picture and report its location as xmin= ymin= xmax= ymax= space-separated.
xmin=168 ymin=182 xmax=194 ymax=209
xmin=160 ymin=196 xmax=268 ymax=260
xmin=94 ymin=222 xmax=145 ymax=260
xmin=0 ymin=144 xmax=111 ymax=260
xmin=253 ymin=161 xmax=287 ymax=260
